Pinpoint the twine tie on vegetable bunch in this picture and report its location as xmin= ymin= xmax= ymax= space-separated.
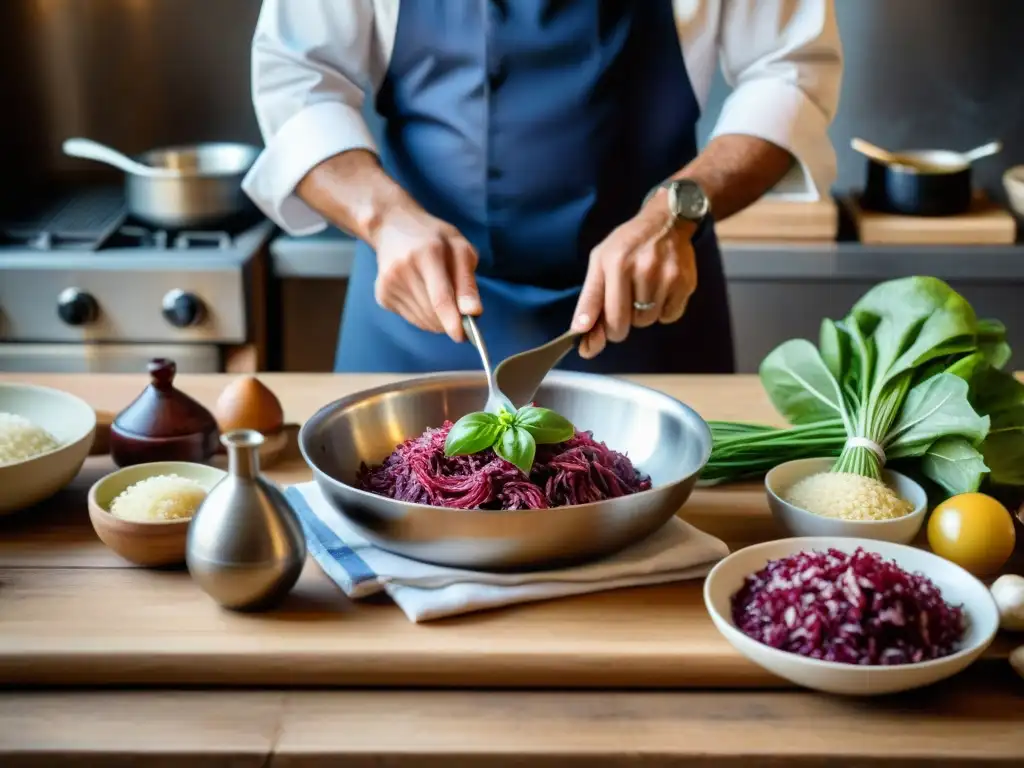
xmin=844 ymin=437 xmax=886 ymax=468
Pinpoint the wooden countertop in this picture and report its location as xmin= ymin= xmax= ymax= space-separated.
xmin=1 ymin=372 xmax=1022 ymax=767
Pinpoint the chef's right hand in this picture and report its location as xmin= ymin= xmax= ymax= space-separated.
xmin=371 ymin=207 xmax=482 ymax=342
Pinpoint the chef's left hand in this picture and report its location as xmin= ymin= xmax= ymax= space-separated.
xmin=572 ymin=199 xmax=698 ymax=359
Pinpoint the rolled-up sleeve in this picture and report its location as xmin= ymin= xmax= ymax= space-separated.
xmin=242 ymin=0 xmax=380 ymax=235
xmin=711 ymin=0 xmax=843 ymax=200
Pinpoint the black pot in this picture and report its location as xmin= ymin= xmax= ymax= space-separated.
xmin=862 ymin=150 xmax=973 ymax=217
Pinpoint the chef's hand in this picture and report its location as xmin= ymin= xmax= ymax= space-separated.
xmin=372 ymin=207 xmax=482 ymax=342
xmin=571 ymin=199 xmax=698 ymax=359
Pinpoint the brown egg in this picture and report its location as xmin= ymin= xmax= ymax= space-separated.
xmin=213 ymin=376 xmax=285 ymax=435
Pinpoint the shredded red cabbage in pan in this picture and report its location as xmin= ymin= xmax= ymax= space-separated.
xmin=731 ymin=548 xmax=966 ymax=666
xmin=356 ymin=421 xmax=651 ymax=510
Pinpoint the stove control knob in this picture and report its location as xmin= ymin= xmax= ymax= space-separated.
xmin=162 ymin=290 xmax=206 ymax=328
xmin=57 ymin=288 xmax=99 ymax=326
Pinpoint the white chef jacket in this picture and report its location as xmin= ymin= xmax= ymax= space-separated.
xmin=242 ymin=0 xmax=844 ymax=237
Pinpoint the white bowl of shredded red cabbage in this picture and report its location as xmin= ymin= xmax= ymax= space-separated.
xmin=298 ymin=371 xmax=712 ymax=570
xmin=703 ymin=537 xmax=999 ymax=696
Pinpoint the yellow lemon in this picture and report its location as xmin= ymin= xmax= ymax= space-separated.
xmin=927 ymin=493 xmax=1016 ymax=577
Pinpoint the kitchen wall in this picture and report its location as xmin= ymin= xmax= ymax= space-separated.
xmin=0 ymin=0 xmax=262 ymax=196
xmin=4 ymin=0 xmax=1021 ymax=200
xmin=2 ymin=0 xmax=1022 ymax=374
xmin=698 ymin=0 xmax=1024 ymax=202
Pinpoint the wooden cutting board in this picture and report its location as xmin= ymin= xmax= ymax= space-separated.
xmin=1 ymin=453 xmax=1015 ymax=690
xmin=0 ymin=455 xmax=789 ymax=689
xmin=844 ymin=193 xmax=1017 ymax=245
xmin=0 ymin=373 xmax=1015 ymax=690
xmin=715 ymin=197 xmax=838 ymax=242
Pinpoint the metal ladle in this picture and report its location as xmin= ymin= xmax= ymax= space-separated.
xmin=63 ymin=137 xmax=185 ymax=178
xmin=462 ymin=315 xmax=581 ymax=414
xmin=851 ymin=137 xmax=1003 ymax=172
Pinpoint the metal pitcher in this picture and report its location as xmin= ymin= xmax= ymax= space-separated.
xmin=186 ymin=429 xmax=306 ymax=611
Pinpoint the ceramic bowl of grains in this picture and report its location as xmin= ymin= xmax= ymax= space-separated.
xmin=88 ymin=461 xmax=226 ymax=566
xmin=0 ymin=383 xmax=97 ymax=515
xmin=765 ymin=458 xmax=928 ymax=545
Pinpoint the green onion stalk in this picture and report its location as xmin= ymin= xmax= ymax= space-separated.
xmin=702 ymin=420 xmax=846 ymax=485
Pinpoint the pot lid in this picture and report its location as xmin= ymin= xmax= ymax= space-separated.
xmin=113 ymin=358 xmax=218 ymax=439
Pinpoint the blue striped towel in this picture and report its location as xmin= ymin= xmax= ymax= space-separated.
xmin=286 ymin=482 xmax=729 ymax=623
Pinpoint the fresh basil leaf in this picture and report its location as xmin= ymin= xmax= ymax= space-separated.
xmin=494 ymin=425 xmax=536 ymax=475
xmin=759 ymin=339 xmax=852 ymax=432
xmin=920 ymin=436 xmax=990 ymax=496
xmin=886 ymin=373 xmax=990 ymax=458
xmin=514 ymin=406 xmax=574 ymax=444
xmin=443 ymin=411 xmax=503 ymax=457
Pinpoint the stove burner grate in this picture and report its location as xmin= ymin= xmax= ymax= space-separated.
xmin=0 ymin=188 xmax=125 ymax=251
xmin=104 ymin=225 xmax=235 ymax=251
xmin=1 ymin=189 xmax=249 ymax=252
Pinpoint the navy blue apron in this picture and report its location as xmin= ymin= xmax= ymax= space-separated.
xmin=335 ymin=0 xmax=734 ymax=374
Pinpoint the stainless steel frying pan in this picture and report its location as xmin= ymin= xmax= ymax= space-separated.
xmin=63 ymin=137 xmax=261 ymax=229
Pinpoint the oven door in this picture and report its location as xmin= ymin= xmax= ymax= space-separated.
xmin=0 ymin=343 xmax=222 ymax=373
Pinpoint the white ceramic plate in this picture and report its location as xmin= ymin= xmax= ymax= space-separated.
xmin=704 ymin=537 xmax=999 ymax=696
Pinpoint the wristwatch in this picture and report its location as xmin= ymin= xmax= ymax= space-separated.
xmin=643 ymin=178 xmax=710 ymax=237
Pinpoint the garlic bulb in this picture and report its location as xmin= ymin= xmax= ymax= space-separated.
xmin=991 ymin=574 xmax=1024 ymax=632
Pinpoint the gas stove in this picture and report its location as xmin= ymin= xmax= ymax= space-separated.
xmin=0 ymin=187 xmax=276 ymax=373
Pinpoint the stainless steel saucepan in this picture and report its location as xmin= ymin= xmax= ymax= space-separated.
xmin=298 ymin=370 xmax=713 ymax=571
xmin=63 ymin=137 xmax=261 ymax=229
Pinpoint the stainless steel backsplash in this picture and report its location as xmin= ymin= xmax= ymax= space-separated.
xmin=2 ymin=0 xmax=1022 ymax=203
xmin=0 ymin=0 xmax=262 ymax=199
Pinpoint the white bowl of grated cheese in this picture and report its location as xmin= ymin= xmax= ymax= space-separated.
xmin=0 ymin=383 xmax=96 ymax=514
xmin=765 ymin=458 xmax=928 ymax=545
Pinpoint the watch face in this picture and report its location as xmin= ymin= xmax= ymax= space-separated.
xmin=670 ymin=181 xmax=709 ymax=220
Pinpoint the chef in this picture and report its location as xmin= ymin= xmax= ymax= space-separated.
xmin=243 ymin=1 xmax=842 ymax=374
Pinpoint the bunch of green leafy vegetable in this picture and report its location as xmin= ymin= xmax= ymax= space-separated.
xmin=704 ymin=276 xmax=1024 ymax=502
xmin=443 ymin=405 xmax=575 ymax=474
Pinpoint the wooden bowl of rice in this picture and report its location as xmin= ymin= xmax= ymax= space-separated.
xmin=88 ymin=461 xmax=226 ymax=566
xmin=0 ymin=383 xmax=97 ymax=515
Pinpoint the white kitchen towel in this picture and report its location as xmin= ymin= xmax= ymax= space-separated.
xmin=285 ymin=482 xmax=730 ymax=623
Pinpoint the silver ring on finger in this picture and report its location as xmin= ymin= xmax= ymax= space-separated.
xmin=633 ymin=300 xmax=657 ymax=312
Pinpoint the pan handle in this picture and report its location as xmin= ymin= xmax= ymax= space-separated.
xmin=62 ymin=137 xmax=180 ymax=178
xmin=851 ymin=138 xmax=899 ymax=166
xmin=963 ymin=140 xmax=1002 ymax=163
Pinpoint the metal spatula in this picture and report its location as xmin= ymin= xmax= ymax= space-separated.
xmin=462 ymin=316 xmax=582 ymax=413
xmin=493 ymin=328 xmax=581 ymax=409
xmin=462 ymin=315 xmax=516 ymax=415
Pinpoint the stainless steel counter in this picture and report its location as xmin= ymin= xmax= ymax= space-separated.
xmin=270 ymin=233 xmax=1024 ymax=373
xmin=270 ymin=230 xmax=358 ymax=279
xmin=271 ymin=232 xmax=1024 ymax=281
